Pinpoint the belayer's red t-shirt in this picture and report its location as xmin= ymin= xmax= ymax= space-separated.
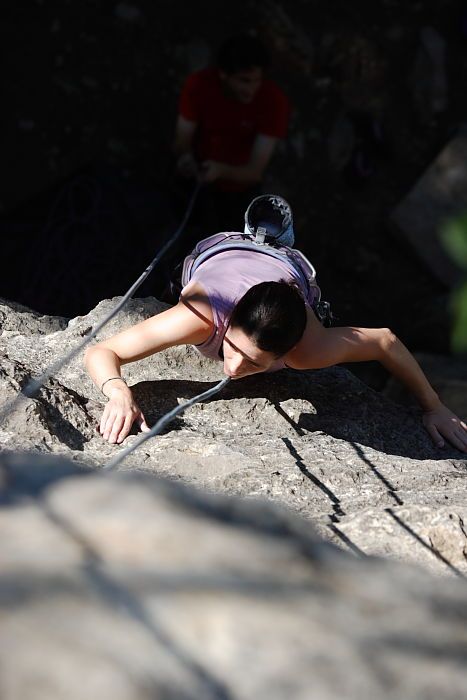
xmin=178 ymin=67 xmax=290 ymax=189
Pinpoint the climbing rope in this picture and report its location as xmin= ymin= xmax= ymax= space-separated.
xmin=103 ymin=377 xmax=231 ymax=471
xmin=0 ymin=181 xmax=206 ymax=427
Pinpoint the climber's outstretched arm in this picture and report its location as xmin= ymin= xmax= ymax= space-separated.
xmin=286 ymin=308 xmax=467 ymax=452
xmin=85 ymin=297 xmax=212 ymax=444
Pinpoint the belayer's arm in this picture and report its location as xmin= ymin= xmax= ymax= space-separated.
xmin=85 ymin=300 xmax=212 ymax=444
xmin=286 ymin=307 xmax=467 ymax=452
xmin=201 ymin=134 xmax=278 ymax=186
xmin=173 ymin=115 xmax=199 ymax=178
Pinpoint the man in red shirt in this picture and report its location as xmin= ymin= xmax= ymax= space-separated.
xmin=173 ymin=34 xmax=290 ymax=236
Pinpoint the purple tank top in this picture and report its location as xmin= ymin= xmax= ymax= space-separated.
xmin=181 ymin=248 xmax=312 ymax=369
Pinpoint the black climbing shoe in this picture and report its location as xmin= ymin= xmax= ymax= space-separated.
xmin=244 ymin=194 xmax=294 ymax=245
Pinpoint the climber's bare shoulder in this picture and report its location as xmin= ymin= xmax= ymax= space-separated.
xmin=286 ymin=306 xmax=385 ymax=370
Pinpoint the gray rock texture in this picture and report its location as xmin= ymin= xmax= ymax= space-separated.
xmin=0 ymin=298 xmax=67 ymax=336
xmin=1 ymin=296 xmax=467 ymax=697
xmin=1 ymin=296 xmax=466 ymax=580
xmin=1 ymin=450 xmax=467 ymax=700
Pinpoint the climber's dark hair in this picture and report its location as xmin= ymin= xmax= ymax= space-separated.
xmin=217 ymin=35 xmax=270 ymax=74
xmin=229 ymin=280 xmax=307 ymax=356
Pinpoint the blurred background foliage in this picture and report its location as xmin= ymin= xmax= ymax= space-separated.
xmin=443 ymin=212 xmax=467 ymax=354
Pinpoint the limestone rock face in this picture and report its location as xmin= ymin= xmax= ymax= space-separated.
xmin=1 ymin=450 xmax=467 ymax=700
xmin=0 ymin=298 xmax=67 ymax=336
xmin=1 ymin=296 xmax=467 ymax=579
xmin=1 ymin=296 xmax=467 ymax=697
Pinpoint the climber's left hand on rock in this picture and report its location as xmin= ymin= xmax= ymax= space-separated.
xmin=422 ymin=404 xmax=467 ymax=452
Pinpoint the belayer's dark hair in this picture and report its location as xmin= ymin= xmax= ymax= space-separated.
xmin=217 ymin=35 xmax=270 ymax=74
xmin=229 ymin=281 xmax=307 ymax=357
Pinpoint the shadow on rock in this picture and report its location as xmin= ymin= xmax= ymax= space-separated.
xmin=0 ymin=450 xmax=92 ymax=503
xmin=131 ymin=367 xmax=467 ymax=461
xmin=36 ymin=381 xmax=98 ymax=450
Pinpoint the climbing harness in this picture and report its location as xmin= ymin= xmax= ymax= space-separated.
xmin=181 ymin=232 xmax=321 ymax=305
xmin=180 ymin=193 xmax=334 ymax=326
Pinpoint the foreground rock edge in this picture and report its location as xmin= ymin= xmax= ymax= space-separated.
xmin=1 ymin=450 xmax=467 ymax=700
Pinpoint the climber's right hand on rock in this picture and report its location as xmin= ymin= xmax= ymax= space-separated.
xmin=99 ymin=384 xmax=150 ymax=444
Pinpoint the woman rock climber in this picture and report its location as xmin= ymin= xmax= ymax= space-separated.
xmin=85 ymin=195 xmax=467 ymax=452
